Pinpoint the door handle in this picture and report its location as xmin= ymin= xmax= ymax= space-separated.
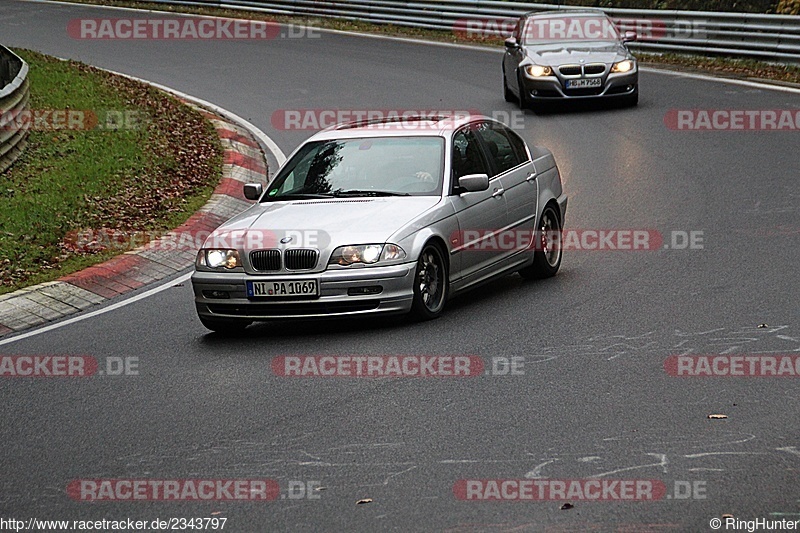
xmin=526 ymin=172 xmax=537 ymax=183
xmin=492 ymin=188 xmax=505 ymax=198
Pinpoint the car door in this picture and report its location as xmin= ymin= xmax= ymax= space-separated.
xmin=447 ymin=123 xmax=509 ymax=286
xmin=475 ymin=122 xmax=538 ymax=260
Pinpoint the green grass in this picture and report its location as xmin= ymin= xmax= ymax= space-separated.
xmin=0 ymin=50 xmax=222 ymax=293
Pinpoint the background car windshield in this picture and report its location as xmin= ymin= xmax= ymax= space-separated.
xmin=521 ymin=14 xmax=620 ymax=45
xmin=265 ymin=136 xmax=445 ymax=198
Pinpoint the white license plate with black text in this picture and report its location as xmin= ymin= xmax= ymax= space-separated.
xmin=566 ymin=78 xmax=602 ymax=89
xmin=247 ymin=280 xmax=319 ymax=298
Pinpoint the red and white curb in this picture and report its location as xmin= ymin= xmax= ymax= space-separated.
xmin=0 ymin=103 xmax=268 ymax=337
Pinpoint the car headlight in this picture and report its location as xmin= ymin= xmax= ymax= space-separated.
xmin=197 ymin=249 xmax=242 ymax=269
xmin=525 ymin=65 xmax=552 ymax=77
xmin=611 ymin=60 xmax=635 ymax=73
xmin=329 ymin=244 xmax=406 ymax=266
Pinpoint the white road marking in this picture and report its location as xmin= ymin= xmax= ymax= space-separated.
xmin=0 ymin=272 xmax=191 ymax=346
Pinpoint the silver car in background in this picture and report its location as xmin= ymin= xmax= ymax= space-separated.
xmin=503 ymin=9 xmax=639 ymax=110
xmin=191 ymin=115 xmax=567 ymax=333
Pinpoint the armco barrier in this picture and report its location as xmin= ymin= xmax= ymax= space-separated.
xmin=0 ymin=46 xmax=30 ymax=174
xmin=142 ymin=0 xmax=800 ymax=62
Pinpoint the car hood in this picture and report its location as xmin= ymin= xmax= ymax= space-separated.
xmin=209 ymin=196 xmax=442 ymax=249
xmin=524 ymin=41 xmax=628 ymax=65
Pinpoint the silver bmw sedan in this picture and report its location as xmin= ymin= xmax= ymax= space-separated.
xmin=191 ymin=114 xmax=567 ymax=333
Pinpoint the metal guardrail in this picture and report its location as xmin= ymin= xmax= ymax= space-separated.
xmin=0 ymin=46 xmax=30 ymax=174
xmin=147 ymin=0 xmax=800 ymax=62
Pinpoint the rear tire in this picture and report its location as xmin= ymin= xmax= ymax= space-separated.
xmin=409 ymin=243 xmax=448 ymax=321
xmin=519 ymin=203 xmax=562 ymax=280
xmin=199 ymin=316 xmax=252 ymax=334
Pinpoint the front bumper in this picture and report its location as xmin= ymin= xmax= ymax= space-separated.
xmin=521 ymin=69 xmax=638 ymax=100
xmin=192 ymin=263 xmax=416 ymax=321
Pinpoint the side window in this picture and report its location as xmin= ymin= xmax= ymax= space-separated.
xmin=506 ymin=128 xmax=530 ymax=164
xmin=452 ymin=128 xmax=489 ymax=188
xmin=477 ymin=124 xmax=523 ymax=176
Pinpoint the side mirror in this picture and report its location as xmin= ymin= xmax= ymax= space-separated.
xmin=623 ymin=31 xmax=637 ymax=43
xmin=243 ymin=183 xmax=263 ymax=201
xmin=458 ymin=173 xmax=490 ymax=193
xmin=504 ymin=37 xmax=519 ymax=50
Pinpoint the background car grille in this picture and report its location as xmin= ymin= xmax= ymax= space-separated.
xmin=584 ymin=64 xmax=605 ymax=75
xmin=285 ymin=249 xmax=318 ymax=270
xmin=250 ymin=249 xmax=281 ymax=271
xmin=559 ymin=65 xmax=581 ymax=76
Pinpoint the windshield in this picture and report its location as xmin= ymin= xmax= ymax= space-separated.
xmin=521 ymin=14 xmax=620 ymax=45
xmin=264 ymin=136 xmax=445 ymax=200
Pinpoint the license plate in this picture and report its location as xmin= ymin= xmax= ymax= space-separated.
xmin=566 ymin=78 xmax=602 ymax=89
xmin=247 ymin=279 xmax=319 ymax=298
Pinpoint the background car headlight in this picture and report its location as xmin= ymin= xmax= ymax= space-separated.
xmin=525 ymin=65 xmax=552 ymax=77
xmin=329 ymin=244 xmax=406 ymax=266
xmin=611 ymin=60 xmax=635 ymax=73
xmin=198 ymin=249 xmax=242 ymax=269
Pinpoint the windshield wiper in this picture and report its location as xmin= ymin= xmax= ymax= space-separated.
xmin=333 ymin=189 xmax=410 ymax=197
xmin=262 ymin=193 xmax=335 ymax=202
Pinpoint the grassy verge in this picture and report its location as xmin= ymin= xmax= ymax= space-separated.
xmin=57 ymin=0 xmax=800 ymax=84
xmin=0 ymin=49 xmax=223 ymax=294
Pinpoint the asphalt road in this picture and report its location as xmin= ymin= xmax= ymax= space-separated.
xmin=1 ymin=1 xmax=799 ymax=530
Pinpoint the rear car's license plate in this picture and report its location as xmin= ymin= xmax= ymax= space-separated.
xmin=566 ymin=78 xmax=602 ymax=89
xmin=247 ymin=280 xmax=319 ymax=298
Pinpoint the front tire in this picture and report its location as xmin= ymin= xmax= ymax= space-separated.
xmin=517 ymin=72 xmax=530 ymax=110
xmin=409 ymin=243 xmax=448 ymax=321
xmin=199 ymin=316 xmax=252 ymax=334
xmin=624 ymin=87 xmax=639 ymax=107
xmin=503 ymin=69 xmax=515 ymax=103
xmin=519 ymin=203 xmax=562 ymax=279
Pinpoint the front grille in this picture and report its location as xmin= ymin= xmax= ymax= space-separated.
xmin=208 ymin=300 xmax=380 ymax=316
xmin=285 ymin=249 xmax=318 ymax=270
xmin=584 ymin=63 xmax=605 ymax=75
xmin=250 ymin=249 xmax=281 ymax=271
xmin=559 ymin=64 xmax=581 ymax=76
